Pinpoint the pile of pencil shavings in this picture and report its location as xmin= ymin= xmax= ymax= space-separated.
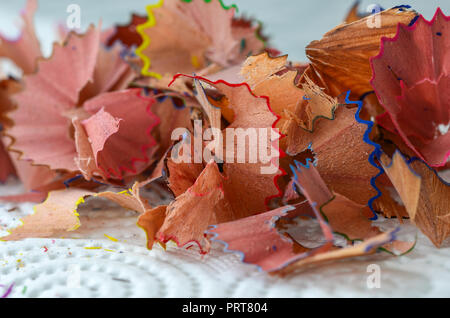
xmin=0 ymin=0 xmax=448 ymax=276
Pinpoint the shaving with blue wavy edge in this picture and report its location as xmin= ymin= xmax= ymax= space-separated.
xmin=0 ymin=0 xmax=447 ymax=278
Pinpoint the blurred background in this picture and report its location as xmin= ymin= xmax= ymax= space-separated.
xmin=0 ymin=0 xmax=449 ymax=61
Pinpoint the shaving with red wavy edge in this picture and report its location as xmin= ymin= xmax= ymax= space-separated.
xmin=170 ymin=73 xmax=285 ymax=212
xmin=371 ymin=8 xmax=450 ymax=167
xmin=133 ymin=73 xmax=285 ymax=252
xmin=80 ymin=89 xmax=159 ymax=180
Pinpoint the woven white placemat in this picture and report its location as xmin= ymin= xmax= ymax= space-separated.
xmin=1 ymin=179 xmax=450 ymax=298
xmin=1 ymin=0 xmax=450 ymax=298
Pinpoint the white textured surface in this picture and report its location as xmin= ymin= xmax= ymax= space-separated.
xmin=1 ymin=180 xmax=450 ymax=298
